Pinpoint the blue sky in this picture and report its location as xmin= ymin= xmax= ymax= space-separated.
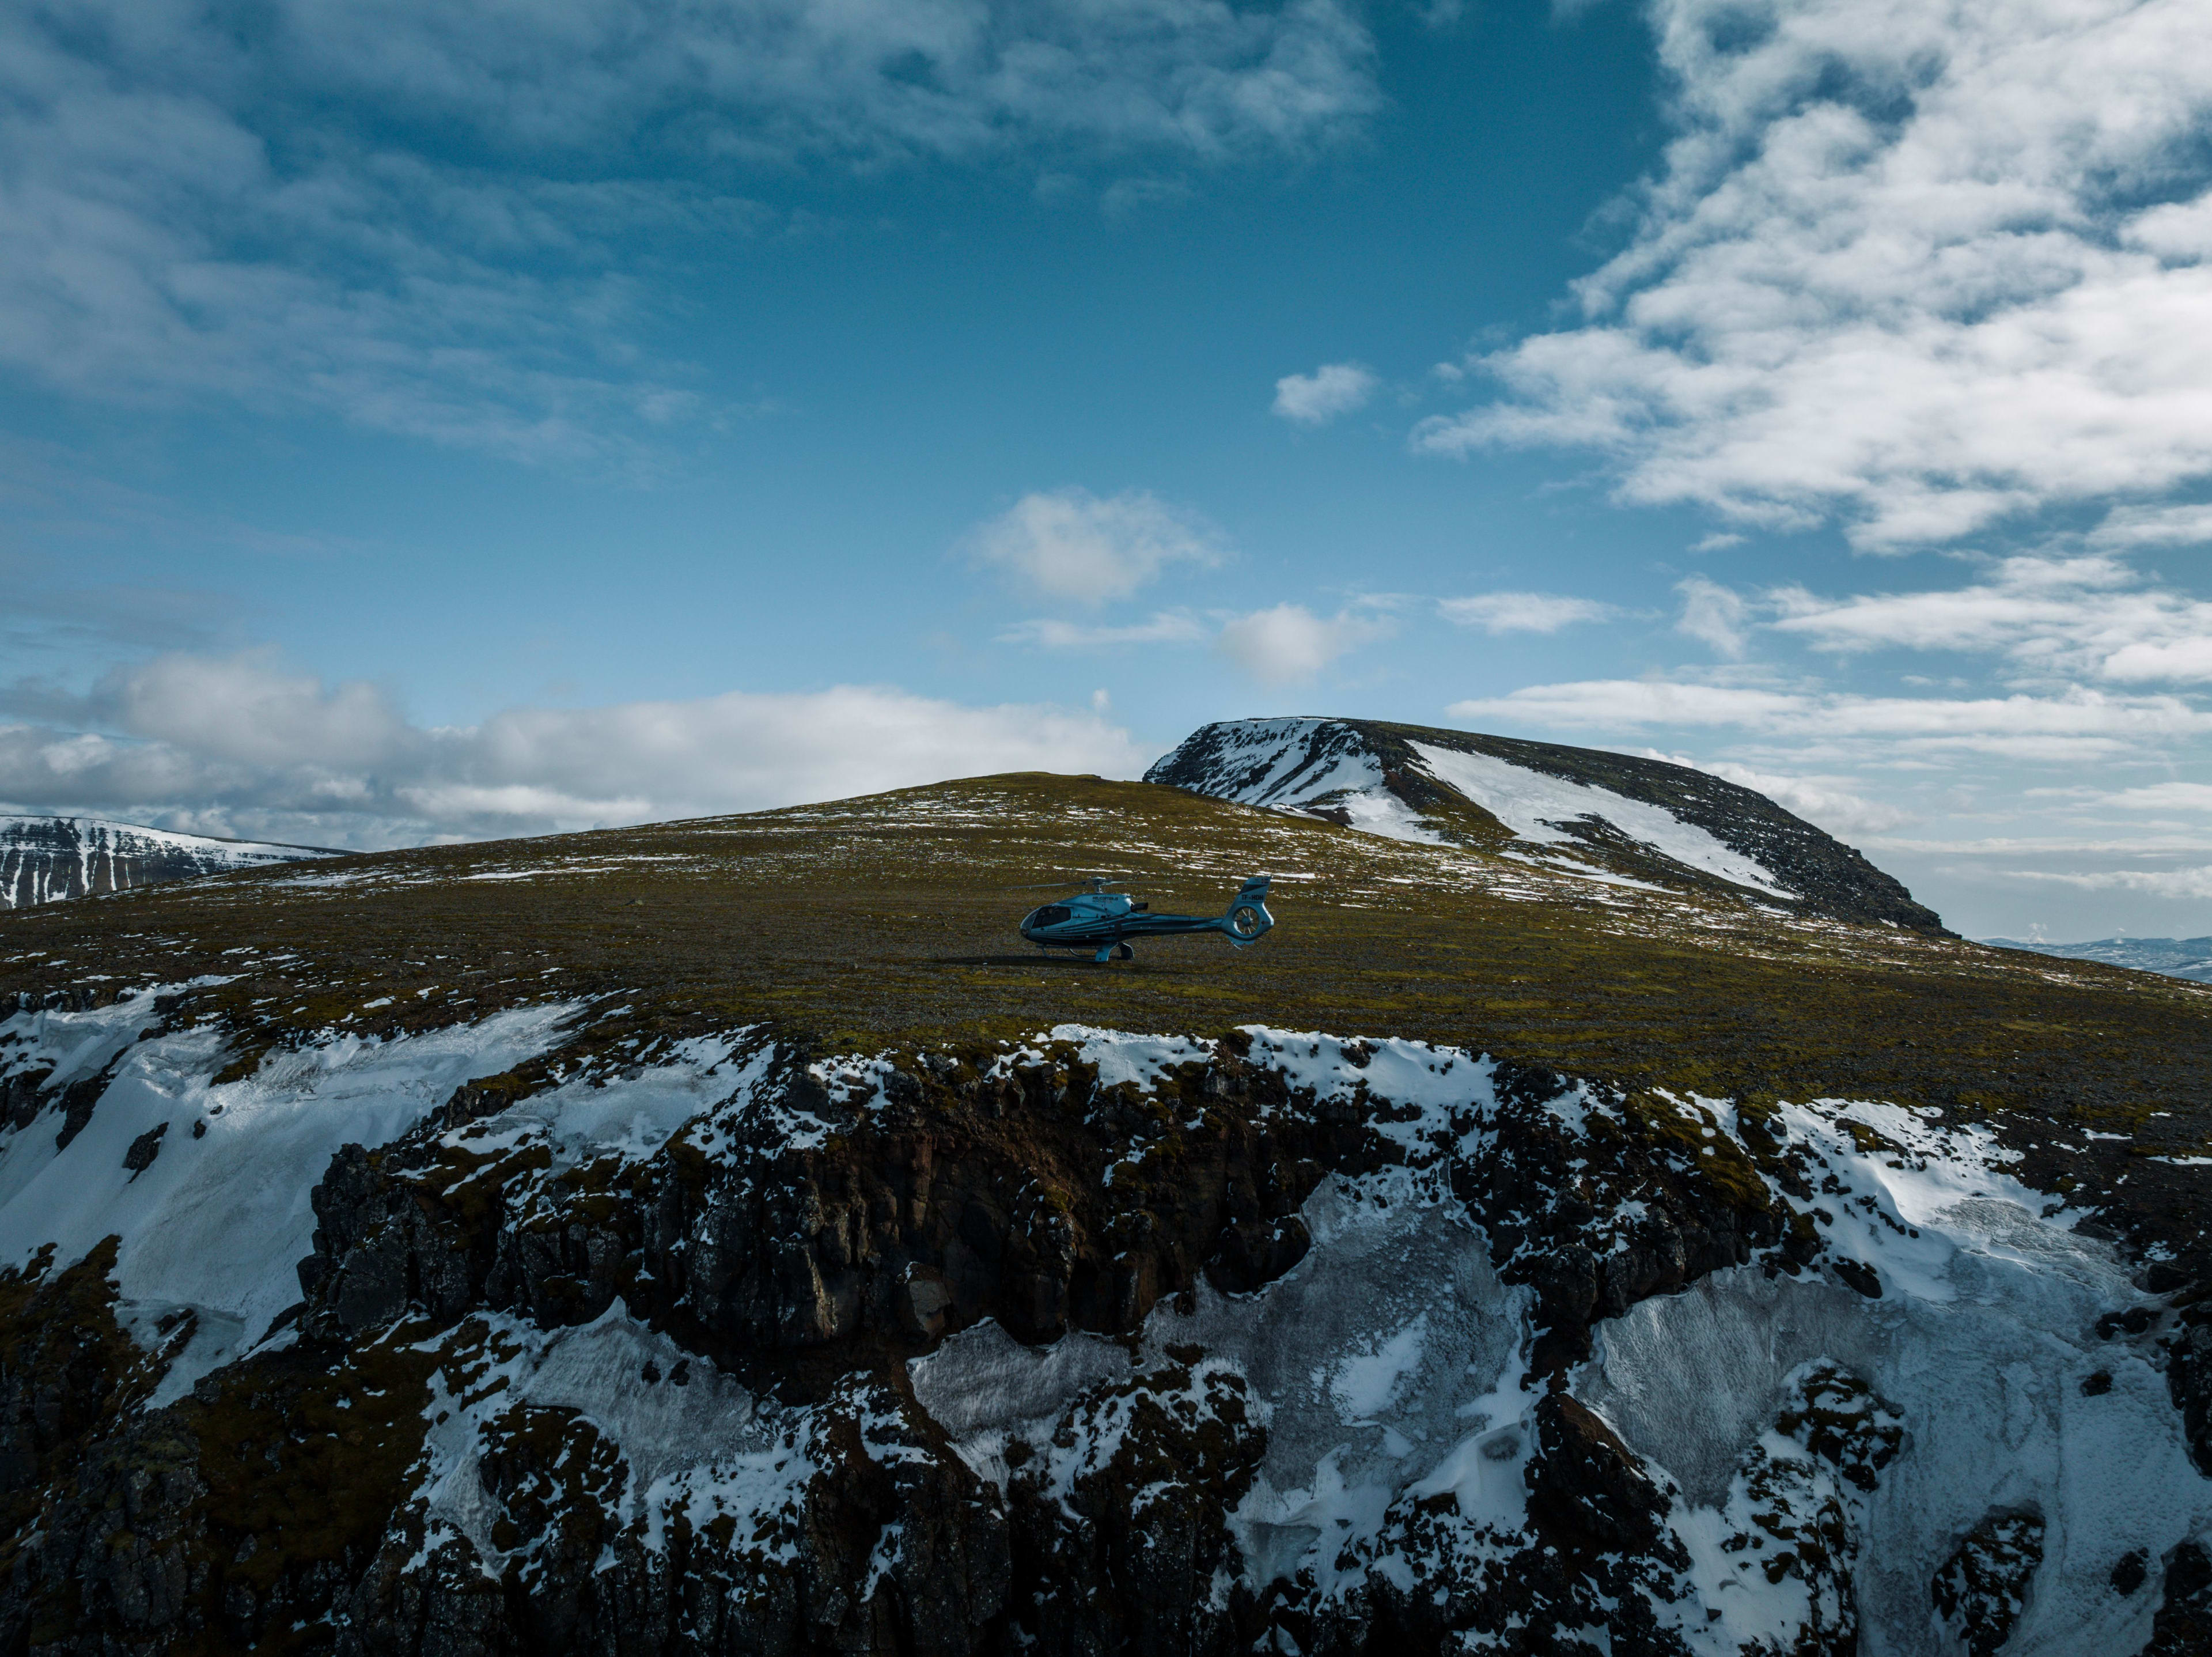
xmin=7 ymin=0 xmax=2212 ymax=940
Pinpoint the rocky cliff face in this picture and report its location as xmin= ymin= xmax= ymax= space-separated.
xmin=0 ymin=989 xmax=2204 ymax=1656
xmin=0 ymin=815 xmax=338 ymax=908
xmin=1148 ymin=718 xmax=1948 ymax=933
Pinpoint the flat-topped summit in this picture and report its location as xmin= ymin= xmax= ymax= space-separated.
xmin=0 ymin=815 xmax=340 ymax=908
xmin=1148 ymin=717 xmax=1946 ymax=934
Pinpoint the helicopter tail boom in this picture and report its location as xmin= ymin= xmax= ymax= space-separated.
xmin=1220 ymin=875 xmax=1274 ymax=947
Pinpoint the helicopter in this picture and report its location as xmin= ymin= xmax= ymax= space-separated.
xmin=1018 ymin=875 xmax=1275 ymax=963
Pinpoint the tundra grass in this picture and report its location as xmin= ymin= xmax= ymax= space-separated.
xmin=3 ymin=774 xmax=2207 ymax=1256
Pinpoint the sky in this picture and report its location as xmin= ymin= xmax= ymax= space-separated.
xmin=5 ymin=0 xmax=2212 ymax=942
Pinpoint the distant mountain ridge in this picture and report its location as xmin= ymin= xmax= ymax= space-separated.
xmin=1985 ymin=935 xmax=2212 ymax=984
xmin=0 ymin=815 xmax=340 ymax=908
xmin=1147 ymin=716 xmax=1949 ymax=933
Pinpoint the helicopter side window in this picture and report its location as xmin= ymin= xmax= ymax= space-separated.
xmin=1034 ymin=906 xmax=1071 ymax=926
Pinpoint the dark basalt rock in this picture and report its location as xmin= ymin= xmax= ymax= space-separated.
xmin=2147 ymin=1540 xmax=2212 ymax=1656
xmin=0 ymin=1033 xmax=2054 ymax=1657
xmin=124 ymin=1120 xmax=170 ymax=1177
xmin=1932 ymin=1510 xmax=2047 ymax=1657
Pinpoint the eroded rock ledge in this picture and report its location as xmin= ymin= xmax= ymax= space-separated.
xmin=0 ymin=1008 xmax=2203 ymax=1656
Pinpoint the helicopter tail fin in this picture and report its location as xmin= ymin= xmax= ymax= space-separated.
xmin=1221 ymin=875 xmax=1274 ymax=947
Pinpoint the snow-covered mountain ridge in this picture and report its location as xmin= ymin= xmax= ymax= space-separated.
xmin=0 ymin=770 xmax=2207 ymax=1655
xmin=0 ymin=814 xmax=338 ymax=908
xmin=1148 ymin=718 xmax=1948 ymax=934
xmin=1987 ymin=936 xmax=2212 ymax=985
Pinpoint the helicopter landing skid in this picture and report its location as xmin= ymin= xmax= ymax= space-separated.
xmin=1091 ymin=943 xmax=1135 ymax=964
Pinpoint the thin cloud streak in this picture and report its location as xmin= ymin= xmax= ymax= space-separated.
xmin=1435 ymin=591 xmax=1617 ymax=635
xmin=1447 ymin=678 xmax=2212 ymax=762
xmin=0 ymin=0 xmax=1380 ymax=464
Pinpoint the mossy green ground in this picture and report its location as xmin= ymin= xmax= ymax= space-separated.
xmin=3 ymin=773 xmax=2207 ymax=1159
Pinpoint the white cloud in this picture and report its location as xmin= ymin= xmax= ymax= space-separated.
xmin=1660 ymin=754 xmax=1909 ymax=834
xmin=1675 ymin=575 xmax=1748 ymax=657
xmin=0 ymin=651 xmax=1149 ymax=846
xmin=1434 ymin=591 xmax=1617 ymax=634
xmin=969 ymin=488 xmax=1222 ymax=603
xmin=0 ymin=0 xmax=1378 ymax=460
xmin=1414 ymin=0 xmax=2212 ymax=548
xmin=2010 ymin=865 xmax=2212 ymax=899
xmin=1447 ymin=678 xmax=2212 ymax=761
xmin=1215 ymin=603 xmax=1388 ymax=683
xmin=258 ymin=0 xmax=1380 ymax=164
xmin=2088 ymin=502 xmax=2212 ymax=548
xmin=2107 ymin=782 xmax=2212 ymax=813
xmin=998 ymin=610 xmax=1209 ymax=647
xmin=1272 ymin=361 xmax=1378 ymax=425
xmin=104 ymin=650 xmax=411 ymax=770
xmin=1766 ymin=554 xmax=2212 ymax=684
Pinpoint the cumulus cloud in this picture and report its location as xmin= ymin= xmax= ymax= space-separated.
xmin=969 ymin=489 xmax=1223 ymax=603
xmin=1215 ymin=603 xmax=1389 ymax=683
xmin=1447 ymin=679 xmax=2212 ymax=761
xmin=1414 ymin=0 xmax=2212 ymax=548
xmin=0 ymin=0 xmax=1378 ymax=460
xmin=0 ymin=651 xmax=1149 ymax=846
xmin=1272 ymin=361 xmax=1378 ymax=425
xmin=1435 ymin=591 xmax=1617 ymax=634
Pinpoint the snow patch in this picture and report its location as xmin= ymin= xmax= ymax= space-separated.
xmin=1408 ymin=741 xmax=1791 ymax=898
xmin=0 ymin=993 xmax=581 ymax=1394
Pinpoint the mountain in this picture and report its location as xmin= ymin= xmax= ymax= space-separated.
xmin=0 ymin=814 xmax=340 ymax=908
xmin=1987 ymin=935 xmax=2212 ymax=985
xmin=0 ymin=765 xmax=2207 ymax=1656
xmin=1147 ymin=717 xmax=1949 ymax=933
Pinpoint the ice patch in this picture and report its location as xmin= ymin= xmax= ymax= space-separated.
xmin=1327 ymin=1314 xmax=1431 ymax=1421
xmin=1582 ymin=1163 xmax=2210 ymax=1657
xmin=413 ymin=1304 xmax=810 ymax=1572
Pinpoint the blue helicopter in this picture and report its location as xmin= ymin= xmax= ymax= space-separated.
xmin=1018 ymin=875 xmax=1275 ymax=963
